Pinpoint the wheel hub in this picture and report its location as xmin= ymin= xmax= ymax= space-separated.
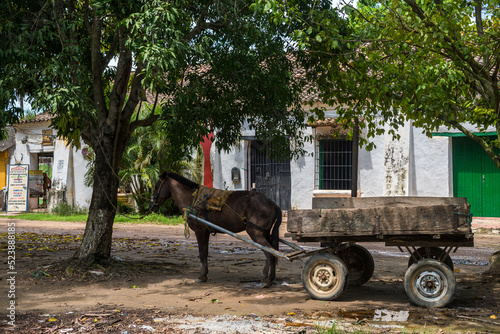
xmin=415 ymin=270 xmax=445 ymax=300
xmin=312 ymin=266 xmax=336 ymax=290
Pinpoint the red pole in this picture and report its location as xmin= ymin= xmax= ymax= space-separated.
xmin=201 ymin=134 xmax=214 ymax=187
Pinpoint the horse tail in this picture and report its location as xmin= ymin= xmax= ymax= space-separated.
xmin=271 ymin=204 xmax=282 ymax=251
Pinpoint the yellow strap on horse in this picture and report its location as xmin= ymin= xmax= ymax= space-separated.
xmin=182 ymin=207 xmax=192 ymax=239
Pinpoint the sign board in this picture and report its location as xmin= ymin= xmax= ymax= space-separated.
xmin=42 ymin=129 xmax=54 ymax=146
xmin=7 ymin=164 xmax=29 ymax=212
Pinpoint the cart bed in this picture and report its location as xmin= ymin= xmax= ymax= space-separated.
xmin=286 ymin=197 xmax=473 ymax=247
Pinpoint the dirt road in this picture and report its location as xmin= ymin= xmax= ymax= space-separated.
xmin=1 ymin=218 xmax=499 ymax=333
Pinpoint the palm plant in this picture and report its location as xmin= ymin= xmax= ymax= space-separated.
xmin=119 ymin=107 xmax=203 ymax=214
xmin=84 ymin=105 xmax=204 ymax=215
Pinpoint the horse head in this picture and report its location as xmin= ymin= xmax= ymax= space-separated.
xmin=150 ymin=172 xmax=171 ymax=212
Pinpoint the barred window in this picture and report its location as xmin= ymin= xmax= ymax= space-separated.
xmin=315 ymin=139 xmax=352 ymax=190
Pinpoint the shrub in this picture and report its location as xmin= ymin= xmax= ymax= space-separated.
xmin=52 ymin=203 xmax=88 ymax=216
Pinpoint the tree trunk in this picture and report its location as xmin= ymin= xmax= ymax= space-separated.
xmin=73 ymin=140 xmax=122 ymax=264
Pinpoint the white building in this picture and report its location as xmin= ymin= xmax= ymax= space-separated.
xmin=211 ymin=104 xmax=500 ymax=218
xmin=9 ymin=113 xmax=92 ymax=210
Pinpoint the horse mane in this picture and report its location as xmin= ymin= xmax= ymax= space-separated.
xmin=165 ymin=172 xmax=200 ymax=190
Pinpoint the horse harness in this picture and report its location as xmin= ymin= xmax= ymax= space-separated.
xmin=183 ymin=186 xmax=268 ymax=238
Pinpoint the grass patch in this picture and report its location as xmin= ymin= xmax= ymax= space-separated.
xmin=114 ymin=213 xmax=183 ymax=225
xmin=1 ymin=213 xmax=88 ymax=222
xmin=315 ymin=321 xmax=369 ymax=334
xmin=0 ymin=212 xmax=183 ymax=225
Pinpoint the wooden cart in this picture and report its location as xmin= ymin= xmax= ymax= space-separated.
xmin=186 ymin=196 xmax=473 ymax=308
xmin=285 ymin=197 xmax=473 ymax=308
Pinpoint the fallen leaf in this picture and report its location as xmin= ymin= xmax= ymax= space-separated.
xmin=48 ymin=318 xmax=57 ymax=322
xmin=490 ymin=315 xmax=498 ymax=319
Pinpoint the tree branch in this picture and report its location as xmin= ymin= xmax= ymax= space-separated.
xmin=440 ymin=115 xmax=500 ymax=169
xmin=101 ymin=29 xmax=120 ymax=73
xmin=122 ymin=62 xmax=146 ymax=122
xmin=185 ymin=18 xmax=226 ymax=41
xmin=130 ymin=90 xmax=160 ymax=132
xmin=90 ymin=10 xmax=106 ymax=116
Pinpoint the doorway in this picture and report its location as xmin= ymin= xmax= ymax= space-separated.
xmin=453 ymin=136 xmax=500 ymax=217
xmin=248 ymin=141 xmax=291 ymax=210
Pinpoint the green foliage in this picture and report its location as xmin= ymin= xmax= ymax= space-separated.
xmin=1 ymin=212 xmax=183 ymax=225
xmin=118 ymin=105 xmax=202 ymax=215
xmin=0 ymin=0 xmax=326 ymax=260
xmin=1 ymin=213 xmax=88 ymax=222
xmin=114 ymin=214 xmax=183 ymax=225
xmin=51 ymin=203 xmax=88 ymax=216
xmin=0 ymin=108 xmax=20 ymax=140
xmin=2 ymin=0 xmax=314 ymax=168
xmin=257 ymin=0 xmax=500 ymax=167
xmin=116 ymin=201 xmax=134 ymax=215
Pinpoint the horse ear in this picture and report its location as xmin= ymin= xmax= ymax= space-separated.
xmin=159 ymin=171 xmax=168 ymax=180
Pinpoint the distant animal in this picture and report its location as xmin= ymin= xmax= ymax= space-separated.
xmin=150 ymin=172 xmax=281 ymax=287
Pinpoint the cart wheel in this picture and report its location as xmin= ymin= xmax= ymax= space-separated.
xmin=404 ymin=259 xmax=456 ymax=308
xmin=408 ymin=247 xmax=454 ymax=271
xmin=340 ymin=245 xmax=374 ymax=286
xmin=301 ymin=253 xmax=349 ymax=301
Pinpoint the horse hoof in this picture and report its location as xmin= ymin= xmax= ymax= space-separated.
xmin=195 ymin=278 xmax=207 ymax=283
xmin=261 ymin=281 xmax=273 ymax=288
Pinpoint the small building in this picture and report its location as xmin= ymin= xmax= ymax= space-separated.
xmin=9 ymin=113 xmax=92 ymax=211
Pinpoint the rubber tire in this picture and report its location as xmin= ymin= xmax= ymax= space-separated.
xmin=340 ymin=244 xmax=375 ymax=286
xmin=408 ymin=247 xmax=454 ymax=271
xmin=301 ymin=253 xmax=349 ymax=301
xmin=404 ymin=258 xmax=456 ymax=308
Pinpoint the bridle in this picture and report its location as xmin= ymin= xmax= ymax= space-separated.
xmin=151 ymin=177 xmax=167 ymax=209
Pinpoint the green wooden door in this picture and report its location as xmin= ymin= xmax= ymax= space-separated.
xmin=453 ymin=137 xmax=500 ymax=217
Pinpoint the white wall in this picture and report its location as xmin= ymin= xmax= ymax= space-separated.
xmin=290 ymin=129 xmax=315 ymax=209
xmin=72 ymin=147 xmax=93 ymax=208
xmin=410 ymin=127 xmax=452 ymax=196
xmin=211 ymin=117 xmax=455 ymax=210
xmin=11 ymin=123 xmax=92 ymax=210
xmin=212 ymin=141 xmax=247 ymax=191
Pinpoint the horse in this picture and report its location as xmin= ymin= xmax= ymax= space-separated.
xmin=150 ymin=171 xmax=282 ymax=287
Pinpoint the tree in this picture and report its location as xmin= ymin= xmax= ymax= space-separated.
xmin=1 ymin=0 xmax=312 ymax=264
xmin=119 ymin=108 xmax=203 ymax=215
xmin=257 ymin=0 xmax=500 ymax=273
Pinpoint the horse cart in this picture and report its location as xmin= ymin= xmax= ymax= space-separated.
xmin=187 ymin=196 xmax=473 ymax=308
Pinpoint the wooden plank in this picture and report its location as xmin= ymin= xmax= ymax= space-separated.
xmin=284 ymin=234 xmax=474 ymax=247
xmin=287 ymin=204 xmax=470 ymax=235
xmin=312 ymin=197 xmax=468 ymax=210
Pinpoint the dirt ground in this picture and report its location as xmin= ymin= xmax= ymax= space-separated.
xmin=1 ymin=218 xmax=499 ymax=333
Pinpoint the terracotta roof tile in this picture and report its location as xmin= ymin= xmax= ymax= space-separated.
xmin=17 ymin=112 xmax=54 ymax=124
xmin=307 ymin=117 xmax=343 ymax=128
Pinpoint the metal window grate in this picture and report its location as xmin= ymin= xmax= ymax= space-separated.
xmin=315 ymin=139 xmax=352 ymax=190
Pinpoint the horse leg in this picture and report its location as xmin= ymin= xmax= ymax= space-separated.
xmin=261 ymin=250 xmax=275 ymax=288
xmin=194 ymin=229 xmax=210 ymax=283
xmin=248 ymin=233 xmax=275 ymax=288
xmin=267 ymin=235 xmax=277 ymax=284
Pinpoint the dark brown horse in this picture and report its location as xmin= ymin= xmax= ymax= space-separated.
xmin=150 ymin=172 xmax=282 ymax=287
